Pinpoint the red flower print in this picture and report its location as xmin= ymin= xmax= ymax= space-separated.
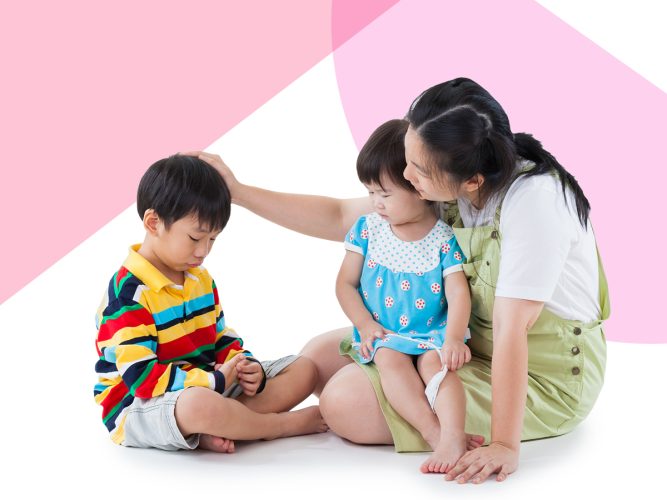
xmin=368 ymin=259 xmax=377 ymax=268
xmin=376 ymin=277 xmax=383 ymax=287
xmin=400 ymin=315 xmax=408 ymax=327
xmin=415 ymin=298 xmax=426 ymax=310
xmin=400 ymin=280 xmax=410 ymax=291
xmin=385 ymin=297 xmax=395 ymax=308
xmin=441 ymin=243 xmax=451 ymax=254
xmin=430 ymin=283 xmax=441 ymax=294
xmin=361 ymin=229 xmax=368 ymax=239
xmin=454 ymin=251 xmax=462 ymax=261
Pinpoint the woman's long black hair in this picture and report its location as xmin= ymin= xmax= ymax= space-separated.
xmin=406 ymin=77 xmax=590 ymax=227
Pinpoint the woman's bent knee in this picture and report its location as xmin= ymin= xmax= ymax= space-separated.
xmin=320 ymin=365 xmax=392 ymax=445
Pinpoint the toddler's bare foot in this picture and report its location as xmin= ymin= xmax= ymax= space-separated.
xmin=271 ymin=406 xmax=328 ymax=439
xmin=467 ymin=433 xmax=484 ymax=450
xmin=198 ymin=434 xmax=235 ymax=453
xmin=420 ymin=431 xmax=467 ymax=474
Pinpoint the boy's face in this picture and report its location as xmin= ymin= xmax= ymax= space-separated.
xmin=151 ymin=213 xmax=221 ymax=273
xmin=364 ymin=173 xmax=428 ymax=226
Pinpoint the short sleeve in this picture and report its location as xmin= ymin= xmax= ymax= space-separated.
xmin=441 ymin=234 xmax=465 ymax=278
xmin=344 ymin=215 xmax=369 ymax=256
xmin=496 ymin=176 xmax=577 ymax=301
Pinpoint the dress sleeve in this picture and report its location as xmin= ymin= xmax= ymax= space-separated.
xmin=343 ymin=215 xmax=369 ymax=256
xmin=97 ymin=297 xmax=228 ymax=396
xmin=496 ymin=177 xmax=577 ymax=301
xmin=441 ymin=233 xmax=465 ymax=278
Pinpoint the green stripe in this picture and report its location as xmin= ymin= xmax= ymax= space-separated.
xmin=161 ymin=343 xmax=216 ymax=364
xmin=116 ymin=271 xmax=133 ymax=296
xmin=130 ymin=362 xmax=155 ymax=394
xmin=102 ymin=398 xmax=126 ymax=424
xmin=100 ymin=302 xmax=145 ymax=326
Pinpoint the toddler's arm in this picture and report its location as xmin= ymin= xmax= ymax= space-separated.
xmin=442 ymin=270 xmax=472 ymax=370
xmin=336 ymin=251 xmax=390 ymax=359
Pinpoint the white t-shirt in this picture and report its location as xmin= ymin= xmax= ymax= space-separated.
xmin=456 ymin=173 xmax=601 ymax=323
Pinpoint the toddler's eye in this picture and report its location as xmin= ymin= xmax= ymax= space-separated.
xmin=189 ymin=236 xmax=200 ymax=242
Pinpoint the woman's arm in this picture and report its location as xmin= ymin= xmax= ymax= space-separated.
xmin=445 ymin=297 xmax=543 ymax=484
xmin=186 ymin=151 xmax=372 ymax=241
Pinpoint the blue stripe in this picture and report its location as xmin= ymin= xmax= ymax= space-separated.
xmin=216 ymin=316 xmax=226 ymax=332
xmin=104 ymin=346 xmax=117 ymax=363
xmin=152 ymin=293 xmax=215 ymax=327
xmin=172 ymin=368 xmax=186 ymax=391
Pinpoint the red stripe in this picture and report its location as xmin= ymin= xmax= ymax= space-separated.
xmin=157 ymin=324 xmax=217 ymax=361
xmin=98 ymin=308 xmax=155 ymax=342
xmin=100 ymin=383 xmax=128 ymax=418
xmin=115 ymin=267 xmax=129 ymax=288
xmin=216 ymin=339 xmax=243 ymax=364
xmin=133 ymin=362 xmax=169 ymax=398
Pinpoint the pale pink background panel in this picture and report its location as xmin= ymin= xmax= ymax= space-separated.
xmin=332 ymin=0 xmax=667 ymax=343
xmin=0 ymin=0 xmax=397 ymax=305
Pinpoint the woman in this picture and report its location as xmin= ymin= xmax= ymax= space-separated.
xmin=187 ymin=77 xmax=609 ymax=483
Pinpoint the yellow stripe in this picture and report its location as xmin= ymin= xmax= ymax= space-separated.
xmin=152 ymin=365 xmax=172 ymax=396
xmin=156 ymin=310 xmax=218 ymax=343
xmin=97 ymin=324 xmax=157 ymax=350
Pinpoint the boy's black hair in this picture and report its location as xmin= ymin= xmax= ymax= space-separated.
xmin=137 ymin=155 xmax=231 ymax=231
xmin=357 ymin=119 xmax=414 ymax=192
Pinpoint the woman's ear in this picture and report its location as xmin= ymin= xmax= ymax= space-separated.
xmin=143 ymin=209 xmax=160 ymax=235
xmin=462 ymin=174 xmax=485 ymax=195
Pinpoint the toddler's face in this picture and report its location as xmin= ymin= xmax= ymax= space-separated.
xmin=364 ymin=174 xmax=429 ymax=226
xmin=154 ymin=214 xmax=221 ymax=272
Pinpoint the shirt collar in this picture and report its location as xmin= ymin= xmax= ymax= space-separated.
xmin=123 ymin=244 xmax=175 ymax=292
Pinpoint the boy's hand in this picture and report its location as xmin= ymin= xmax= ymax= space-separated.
xmin=236 ymin=358 xmax=264 ymax=396
xmin=357 ymin=319 xmax=392 ymax=360
xmin=441 ymin=338 xmax=471 ymax=371
xmin=215 ymin=353 xmax=244 ymax=390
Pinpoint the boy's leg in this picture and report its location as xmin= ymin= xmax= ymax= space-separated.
xmin=417 ymin=350 xmax=467 ymax=474
xmin=372 ymin=348 xmax=441 ymax=449
xmin=237 ymin=356 xmax=317 ymax=413
xmin=175 ymin=387 xmax=327 ymax=442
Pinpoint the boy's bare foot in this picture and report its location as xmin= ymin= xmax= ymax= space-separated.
xmin=198 ymin=434 xmax=235 ymax=453
xmin=420 ymin=431 xmax=467 ymax=474
xmin=272 ymin=406 xmax=329 ymax=439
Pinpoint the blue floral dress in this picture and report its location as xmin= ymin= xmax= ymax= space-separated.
xmin=345 ymin=212 xmax=466 ymax=363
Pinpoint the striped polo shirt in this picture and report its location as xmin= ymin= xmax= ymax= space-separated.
xmin=94 ymin=245 xmax=251 ymax=444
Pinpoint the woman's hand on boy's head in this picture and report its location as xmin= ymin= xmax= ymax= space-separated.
xmin=180 ymin=151 xmax=240 ymax=198
xmin=441 ymin=339 xmax=471 ymax=371
xmin=236 ymin=358 xmax=263 ymax=396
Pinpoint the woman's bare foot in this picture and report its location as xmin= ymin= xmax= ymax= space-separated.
xmin=420 ymin=431 xmax=467 ymax=474
xmin=272 ymin=406 xmax=329 ymax=439
xmin=198 ymin=435 xmax=235 ymax=453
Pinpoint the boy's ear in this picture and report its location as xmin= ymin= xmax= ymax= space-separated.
xmin=143 ymin=209 xmax=160 ymax=235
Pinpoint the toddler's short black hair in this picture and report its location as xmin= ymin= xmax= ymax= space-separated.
xmin=357 ymin=119 xmax=413 ymax=192
xmin=137 ymin=155 xmax=231 ymax=231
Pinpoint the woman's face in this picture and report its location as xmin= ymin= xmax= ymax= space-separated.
xmin=403 ymin=126 xmax=458 ymax=202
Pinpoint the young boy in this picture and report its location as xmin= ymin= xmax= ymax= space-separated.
xmin=94 ymin=155 xmax=327 ymax=452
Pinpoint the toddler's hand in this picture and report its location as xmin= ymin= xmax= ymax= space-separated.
xmin=358 ymin=320 xmax=392 ymax=360
xmin=236 ymin=358 xmax=263 ymax=397
xmin=441 ymin=339 xmax=471 ymax=371
xmin=215 ymin=353 xmax=244 ymax=390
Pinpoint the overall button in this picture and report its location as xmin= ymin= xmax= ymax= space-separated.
xmin=491 ymin=230 xmax=499 ymax=239
xmin=573 ymin=327 xmax=582 ymax=335
xmin=571 ymin=367 xmax=580 ymax=375
xmin=571 ymin=346 xmax=580 ymax=355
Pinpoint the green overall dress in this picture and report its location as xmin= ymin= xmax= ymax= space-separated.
xmin=340 ymin=197 xmax=610 ymax=452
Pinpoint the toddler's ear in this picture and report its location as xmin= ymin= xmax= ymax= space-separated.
xmin=143 ymin=209 xmax=160 ymax=234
